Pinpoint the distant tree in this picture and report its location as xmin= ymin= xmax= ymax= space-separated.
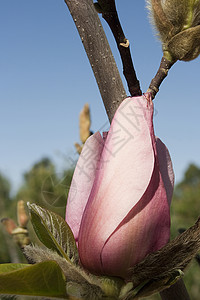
xmin=171 ymin=163 xmax=200 ymax=233
xmin=16 ymin=157 xmax=73 ymax=218
xmin=170 ymin=164 xmax=200 ymax=300
xmin=178 ymin=164 xmax=200 ymax=187
xmin=0 ymin=172 xmax=11 ymax=210
xmin=0 ymin=172 xmax=21 ymax=263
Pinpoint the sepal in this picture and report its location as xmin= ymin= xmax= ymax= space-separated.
xmin=0 ymin=261 xmax=68 ymax=299
xmin=27 ymin=203 xmax=79 ymax=264
xmin=24 ymin=245 xmax=123 ymax=299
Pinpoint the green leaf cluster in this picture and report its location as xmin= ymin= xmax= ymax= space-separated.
xmin=0 ymin=261 xmax=68 ymax=299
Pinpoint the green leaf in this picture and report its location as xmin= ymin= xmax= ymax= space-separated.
xmin=0 ymin=263 xmax=29 ymax=274
xmin=0 ymin=261 xmax=67 ymax=298
xmin=28 ymin=203 xmax=79 ymax=264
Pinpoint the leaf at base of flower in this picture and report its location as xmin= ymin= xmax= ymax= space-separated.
xmin=129 ymin=217 xmax=200 ymax=288
xmin=27 ymin=203 xmax=79 ymax=264
xmin=119 ymin=282 xmax=134 ymax=299
xmin=24 ymin=245 xmax=107 ymax=299
xmin=0 ymin=263 xmax=29 ymax=274
xmin=24 ymin=245 xmax=89 ymax=282
xmin=98 ymin=276 xmax=124 ymax=299
xmin=66 ymin=281 xmax=106 ymax=300
xmin=0 ymin=261 xmax=68 ymax=299
xmin=24 ymin=245 xmax=125 ymax=299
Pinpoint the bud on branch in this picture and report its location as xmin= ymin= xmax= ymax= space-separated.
xmin=147 ymin=0 xmax=200 ymax=98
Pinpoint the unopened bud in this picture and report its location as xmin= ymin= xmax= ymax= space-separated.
xmin=147 ymin=0 xmax=200 ymax=61
xmin=167 ymin=26 xmax=200 ymax=61
xmin=74 ymin=142 xmax=83 ymax=154
xmin=79 ymin=103 xmax=91 ymax=144
xmin=17 ymin=200 xmax=29 ymax=227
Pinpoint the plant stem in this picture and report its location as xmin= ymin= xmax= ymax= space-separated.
xmin=98 ymin=0 xmax=142 ymax=97
xmin=147 ymin=56 xmax=175 ymax=99
xmin=160 ymin=279 xmax=190 ymax=300
xmin=195 ymin=253 xmax=200 ymax=265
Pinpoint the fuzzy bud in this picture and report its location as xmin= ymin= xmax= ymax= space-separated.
xmin=147 ymin=0 xmax=200 ymax=61
xmin=79 ymin=103 xmax=91 ymax=144
xmin=75 ymin=103 xmax=92 ymax=154
xmin=17 ymin=200 xmax=29 ymax=228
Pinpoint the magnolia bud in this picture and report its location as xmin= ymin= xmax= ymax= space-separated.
xmin=74 ymin=103 xmax=92 ymax=154
xmin=147 ymin=0 xmax=200 ymax=61
xmin=167 ymin=26 xmax=200 ymax=61
xmin=74 ymin=142 xmax=83 ymax=155
xmin=79 ymin=103 xmax=91 ymax=144
xmin=17 ymin=200 xmax=29 ymax=228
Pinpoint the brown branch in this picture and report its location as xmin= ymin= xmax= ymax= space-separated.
xmin=64 ymin=0 xmax=127 ymax=122
xmin=195 ymin=253 xmax=200 ymax=265
xmin=96 ymin=0 xmax=142 ymax=97
xmin=160 ymin=279 xmax=190 ymax=300
xmin=147 ymin=56 xmax=175 ymax=99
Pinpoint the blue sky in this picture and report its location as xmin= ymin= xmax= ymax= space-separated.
xmin=0 ymin=1 xmax=200 ymax=193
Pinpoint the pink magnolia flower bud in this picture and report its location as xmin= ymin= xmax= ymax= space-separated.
xmin=66 ymin=94 xmax=174 ymax=279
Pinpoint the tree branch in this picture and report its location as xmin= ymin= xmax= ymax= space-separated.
xmin=95 ymin=0 xmax=142 ymax=97
xmin=160 ymin=279 xmax=190 ymax=300
xmin=147 ymin=56 xmax=175 ymax=99
xmin=64 ymin=0 xmax=127 ymax=122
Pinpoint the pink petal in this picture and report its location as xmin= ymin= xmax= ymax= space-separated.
xmin=156 ymin=138 xmax=174 ymax=205
xmin=65 ymin=132 xmax=104 ymax=240
xmin=101 ymin=162 xmax=170 ymax=278
xmin=78 ymin=95 xmax=157 ymax=274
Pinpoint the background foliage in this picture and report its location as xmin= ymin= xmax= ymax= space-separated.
xmin=0 ymin=160 xmax=200 ymax=299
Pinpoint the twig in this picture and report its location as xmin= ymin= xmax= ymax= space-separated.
xmin=160 ymin=279 xmax=190 ymax=300
xmin=179 ymin=228 xmax=200 ymax=266
xmin=195 ymin=253 xmax=200 ymax=266
xmin=96 ymin=0 xmax=142 ymax=97
xmin=64 ymin=0 xmax=127 ymax=122
xmin=147 ymin=56 xmax=175 ymax=99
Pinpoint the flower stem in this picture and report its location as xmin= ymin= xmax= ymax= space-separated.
xmin=147 ymin=56 xmax=175 ymax=99
xmin=160 ymin=279 xmax=190 ymax=300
